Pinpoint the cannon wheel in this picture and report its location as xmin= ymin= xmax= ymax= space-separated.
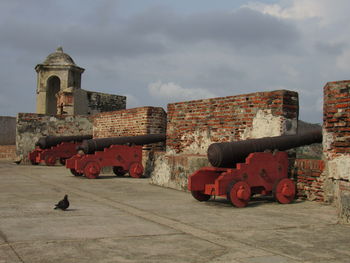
xmin=59 ymin=158 xmax=67 ymax=165
xmin=30 ymin=160 xmax=39 ymax=165
xmin=113 ymin=166 xmax=127 ymax=176
xmin=45 ymin=155 xmax=57 ymax=166
xmin=191 ymin=191 xmax=211 ymax=202
xmin=83 ymin=161 xmax=101 ymax=179
xmin=70 ymin=168 xmax=83 ymax=177
xmin=227 ymin=181 xmax=251 ymax=208
xmin=273 ymin=178 xmax=296 ymax=204
xmin=129 ymin=162 xmax=144 ymax=178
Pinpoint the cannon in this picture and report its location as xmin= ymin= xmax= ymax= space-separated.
xmin=77 ymin=134 xmax=166 ymax=154
xmin=35 ymin=135 xmax=93 ymax=149
xmin=29 ymin=135 xmax=92 ymax=166
xmin=188 ymin=129 xmax=322 ymax=207
xmin=65 ymin=134 xmax=166 ymax=179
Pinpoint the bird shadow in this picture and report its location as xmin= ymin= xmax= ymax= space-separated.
xmin=64 ymin=208 xmax=78 ymax=211
xmin=54 ymin=208 xmax=78 ymax=212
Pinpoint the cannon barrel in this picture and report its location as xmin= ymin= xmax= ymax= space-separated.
xmin=78 ymin=134 xmax=166 ymax=154
xmin=208 ymin=129 xmax=322 ymax=168
xmin=36 ymin=135 xmax=93 ymax=149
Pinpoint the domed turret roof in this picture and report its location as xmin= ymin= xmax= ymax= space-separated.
xmin=42 ymin=47 xmax=76 ymax=66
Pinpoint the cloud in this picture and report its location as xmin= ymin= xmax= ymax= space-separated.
xmin=243 ymin=1 xmax=322 ymax=20
xmin=0 ymin=1 xmax=300 ymax=59
xmin=127 ymin=7 xmax=300 ymax=53
xmin=244 ymin=0 xmax=350 ymax=25
xmin=1 ymin=0 xmax=350 ymax=123
xmin=148 ymin=81 xmax=216 ymax=102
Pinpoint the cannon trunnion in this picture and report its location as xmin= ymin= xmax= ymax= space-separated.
xmin=188 ymin=129 xmax=322 ymax=207
xmin=29 ymin=135 xmax=92 ymax=166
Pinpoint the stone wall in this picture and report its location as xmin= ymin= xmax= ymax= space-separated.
xmin=0 ymin=116 xmax=16 ymax=145
xmin=57 ymin=89 xmax=126 ymax=116
xmin=93 ymin=107 xmax=167 ymax=176
xmin=323 ymin=80 xmax=350 ymax=223
xmin=76 ymin=90 xmax=126 ymax=116
xmin=150 ymin=90 xmax=299 ymax=190
xmin=16 ymin=113 xmax=93 ymax=164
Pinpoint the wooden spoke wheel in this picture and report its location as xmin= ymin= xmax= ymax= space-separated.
xmin=45 ymin=155 xmax=57 ymax=166
xmin=70 ymin=168 xmax=83 ymax=177
xmin=83 ymin=162 xmax=101 ymax=179
xmin=191 ymin=191 xmax=211 ymax=202
xmin=113 ymin=166 xmax=127 ymax=176
xmin=129 ymin=162 xmax=144 ymax=178
xmin=273 ymin=178 xmax=296 ymax=204
xmin=227 ymin=181 xmax=251 ymax=208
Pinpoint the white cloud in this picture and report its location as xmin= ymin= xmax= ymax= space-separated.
xmin=244 ymin=0 xmax=350 ymax=26
xmin=148 ymin=81 xmax=216 ymax=102
xmin=243 ymin=1 xmax=322 ymax=20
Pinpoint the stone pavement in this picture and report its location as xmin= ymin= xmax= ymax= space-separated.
xmin=0 ymin=161 xmax=349 ymax=263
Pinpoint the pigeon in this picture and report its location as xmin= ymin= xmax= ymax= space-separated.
xmin=54 ymin=194 xmax=69 ymax=210
xmin=13 ymin=156 xmax=22 ymax=165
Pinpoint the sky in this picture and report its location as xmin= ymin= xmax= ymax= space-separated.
xmin=1 ymin=0 xmax=350 ymax=123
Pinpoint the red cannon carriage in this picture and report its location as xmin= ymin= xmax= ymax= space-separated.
xmin=65 ymin=134 xmax=166 ymax=179
xmin=188 ymin=130 xmax=322 ymax=207
xmin=29 ymin=135 xmax=92 ymax=166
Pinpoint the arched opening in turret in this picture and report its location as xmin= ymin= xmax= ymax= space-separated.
xmin=46 ymin=76 xmax=60 ymax=115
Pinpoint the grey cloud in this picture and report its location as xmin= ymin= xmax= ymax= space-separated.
xmin=0 ymin=4 xmax=300 ymax=60
xmin=0 ymin=22 xmax=167 ymax=59
xmin=192 ymin=64 xmax=246 ymax=93
xmin=127 ymin=7 xmax=300 ymax=53
xmin=314 ymin=41 xmax=346 ymax=56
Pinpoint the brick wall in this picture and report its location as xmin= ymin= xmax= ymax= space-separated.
xmin=93 ymin=107 xmax=167 ymax=177
xmin=292 ymin=159 xmax=325 ymax=202
xmin=93 ymin=107 xmax=166 ymax=138
xmin=323 ymin=80 xmax=350 ymax=223
xmin=0 ymin=145 xmax=17 ymax=160
xmin=324 ymin=81 xmax=350 ymax=159
xmin=16 ymin=113 xmax=93 ymax=164
xmin=166 ymin=90 xmax=298 ymax=155
xmin=150 ymin=90 xmax=299 ymax=190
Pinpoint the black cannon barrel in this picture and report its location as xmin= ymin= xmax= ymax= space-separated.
xmin=207 ymin=129 xmax=322 ymax=168
xmin=36 ymin=135 xmax=93 ymax=149
xmin=78 ymin=133 xmax=166 ymax=154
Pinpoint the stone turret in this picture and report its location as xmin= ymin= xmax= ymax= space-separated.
xmin=35 ymin=47 xmax=85 ymax=115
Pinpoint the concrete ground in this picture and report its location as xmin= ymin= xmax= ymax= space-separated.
xmin=0 ymin=161 xmax=349 ymax=263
